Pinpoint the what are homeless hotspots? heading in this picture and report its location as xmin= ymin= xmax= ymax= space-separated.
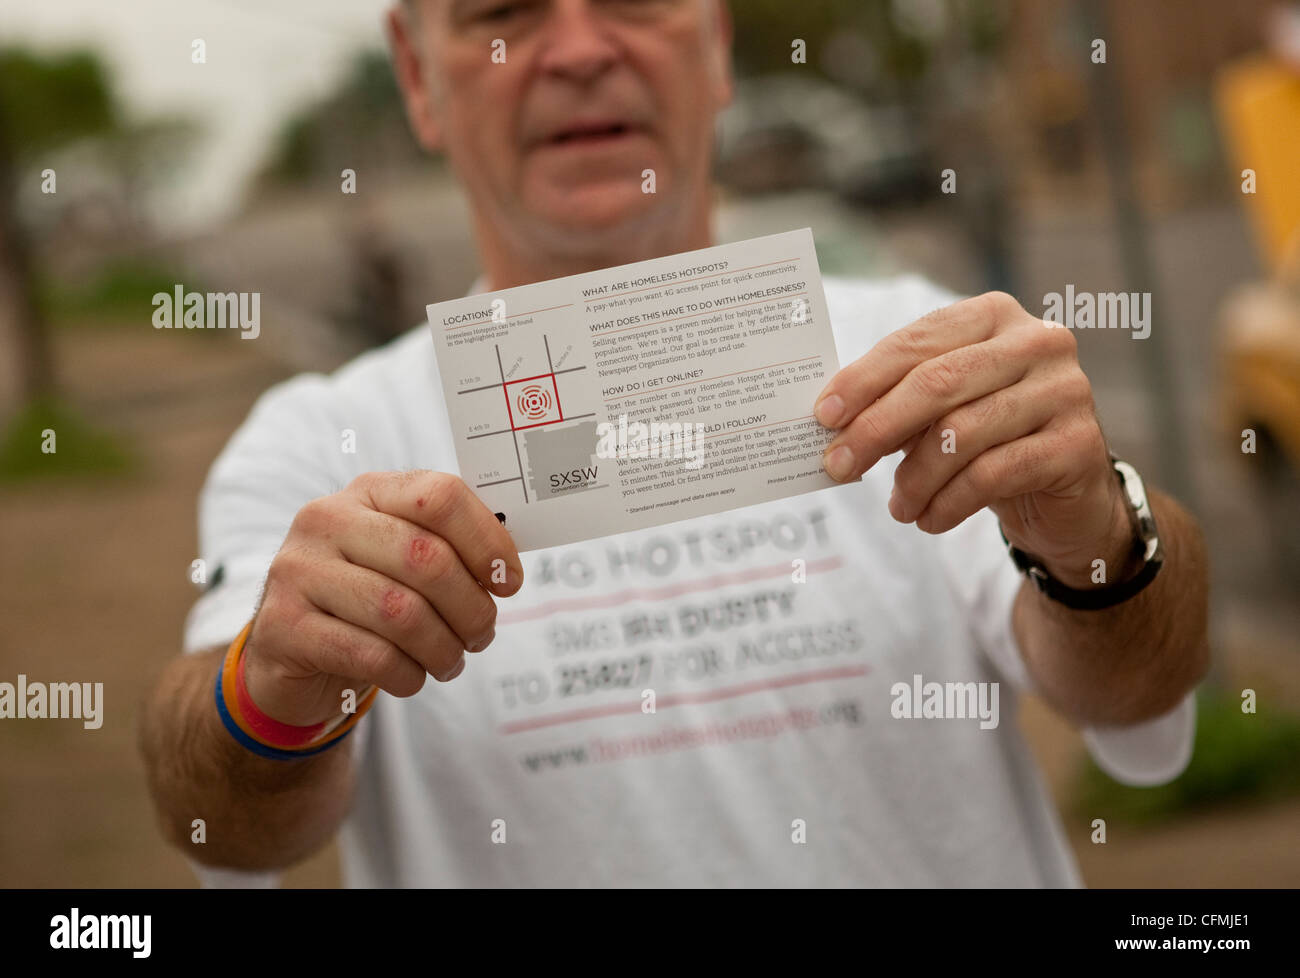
xmin=434 ymin=259 xmax=804 ymax=330
xmin=580 ymin=260 xmax=734 ymax=297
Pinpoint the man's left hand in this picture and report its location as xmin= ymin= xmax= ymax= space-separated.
xmin=813 ymin=291 xmax=1138 ymax=590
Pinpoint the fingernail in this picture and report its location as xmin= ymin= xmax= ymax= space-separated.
xmin=815 ymin=394 xmax=844 ymax=428
xmin=824 ymin=445 xmax=854 ymax=481
xmin=438 ymin=655 xmax=466 ymax=681
xmin=468 ymin=629 xmax=494 ymax=653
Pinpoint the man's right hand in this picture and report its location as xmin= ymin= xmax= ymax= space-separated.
xmin=240 ymin=470 xmax=523 ymax=728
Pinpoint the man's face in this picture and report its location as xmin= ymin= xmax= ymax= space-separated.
xmin=392 ymin=0 xmax=733 ymax=254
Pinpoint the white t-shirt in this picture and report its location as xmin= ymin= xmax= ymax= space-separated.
xmin=183 ymin=273 xmax=1194 ymax=887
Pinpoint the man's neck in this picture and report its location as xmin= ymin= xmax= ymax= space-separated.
xmin=472 ymin=195 xmax=716 ymax=292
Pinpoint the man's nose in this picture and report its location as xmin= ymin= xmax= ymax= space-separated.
xmin=536 ymin=0 xmax=620 ymax=82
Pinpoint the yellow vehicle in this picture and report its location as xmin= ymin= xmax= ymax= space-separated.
xmin=1218 ymin=243 xmax=1300 ymax=484
xmin=1218 ymin=244 xmax=1300 ymax=573
xmin=1215 ymin=54 xmax=1300 ymax=570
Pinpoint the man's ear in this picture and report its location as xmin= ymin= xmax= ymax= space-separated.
xmin=708 ymin=0 xmax=735 ymax=110
xmin=387 ymin=4 xmax=444 ymax=153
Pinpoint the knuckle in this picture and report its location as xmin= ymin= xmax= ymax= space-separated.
xmin=292 ymin=496 xmax=342 ymax=540
xmin=251 ymin=592 xmax=299 ymax=653
xmin=418 ymin=472 xmax=465 ymax=524
xmin=346 ymin=636 xmax=395 ymax=684
xmin=886 ymin=326 xmax=930 ymax=362
xmin=266 ymin=544 xmax=309 ymax=590
xmin=407 ymin=532 xmax=455 ymax=579
xmin=1066 ymin=414 xmax=1106 ymax=458
xmin=960 ymin=393 xmax=1001 ymax=432
xmin=378 ymin=586 xmax=424 ymax=637
xmin=915 ymin=359 xmax=962 ymax=400
xmin=1057 ymin=368 xmax=1094 ymax=408
xmin=1047 ymin=320 xmax=1079 ymax=354
xmin=980 ymin=290 xmax=1021 ymax=321
xmin=1023 ymin=320 xmax=1065 ymax=357
xmin=346 ymin=471 xmax=380 ymax=496
xmin=1007 ymin=439 xmax=1041 ymax=483
xmin=326 ymin=627 xmax=400 ymax=687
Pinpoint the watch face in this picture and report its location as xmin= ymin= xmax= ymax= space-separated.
xmin=1112 ymin=457 xmax=1162 ymax=564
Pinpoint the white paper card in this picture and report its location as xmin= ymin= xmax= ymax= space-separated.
xmin=425 ymin=227 xmax=850 ymax=552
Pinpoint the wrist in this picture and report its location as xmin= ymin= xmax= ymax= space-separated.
xmin=215 ymin=622 xmax=376 ymax=761
xmin=1039 ymin=480 xmax=1143 ymax=590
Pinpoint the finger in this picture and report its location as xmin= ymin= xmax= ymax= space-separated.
xmin=911 ymin=424 xmax=1081 ymax=535
xmin=823 ymin=334 xmax=1028 ymax=481
xmin=337 ymin=508 xmax=500 ymax=653
xmin=280 ymin=609 xmax=428 ymax=702
xmin=889 ymin=425 xmax=929 ymax=459
xmin=357 ymin=471 xmax=524 ymax=597
xmin=301 ymin=558 xmax=469 ymax=680
xmin=813 ymin=291 xmax=1016 ymax=430
xmin=889 ymin=377 xmax=1060 ymax=524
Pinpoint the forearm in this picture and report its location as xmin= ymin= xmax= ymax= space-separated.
xmin=139 ymin=647 xmax=357 ymax=871
xmin=1013 ymin=488 xmax=1211 ymax=727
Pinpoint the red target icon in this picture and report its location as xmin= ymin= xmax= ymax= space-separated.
xmin=516 ymin=384 xmax=552 ymax=421
xmin=504 ymin=374 xmax=562 ymax=429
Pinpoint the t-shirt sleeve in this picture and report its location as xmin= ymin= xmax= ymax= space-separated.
xmin=931 ymin=503 xmax=1197 ymax=786
xmin=183 ymin=374 xmax=345 ymax=655
xmin=181 ymin=375 xmax=349 ymax=889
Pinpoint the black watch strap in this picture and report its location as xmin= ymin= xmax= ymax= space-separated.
xmin=1000 ymin=455 xmax=1164 ymax=611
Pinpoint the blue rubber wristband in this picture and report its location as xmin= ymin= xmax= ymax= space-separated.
xmin=215 ymin=663 xmax=354 ymax=761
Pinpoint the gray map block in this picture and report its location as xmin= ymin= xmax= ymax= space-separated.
xmin=524 ymin=420 xmax=601 ymax=501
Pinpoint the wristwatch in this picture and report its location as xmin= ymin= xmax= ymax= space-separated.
xmin=1000 ymin=453 xmax=1163 ymax=611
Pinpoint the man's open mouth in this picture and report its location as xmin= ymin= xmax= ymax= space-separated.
xmin=548 ymin=122 xmax=636 ymax=146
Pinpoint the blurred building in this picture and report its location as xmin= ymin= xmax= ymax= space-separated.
xmin=1004 ymin=0 xmax=1278 ymax=210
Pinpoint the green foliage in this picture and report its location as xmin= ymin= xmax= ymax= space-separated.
xmin=262 ymin=49 xmax=423 ymax=186
xmin=39 ymin=259 xmax=195 ymax=327
xmin=0 ymin=46 xmax=117 ymax=158
xmin=0 ymin=396 xmax=136 ymax=483
xmin=727 ymin=0 xmax=1008 ymax=93
xmin=1074 ymin=687 xmax=1300 ymax=825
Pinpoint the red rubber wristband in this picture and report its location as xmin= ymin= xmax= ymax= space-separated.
xmin=235 ymin=641 xmax=327 ymax=748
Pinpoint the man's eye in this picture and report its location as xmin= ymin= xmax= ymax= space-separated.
xmin=479 ymin=2 xmax=525 ymax=21
xmin=596 ymin=0 xmax=674 ymax=16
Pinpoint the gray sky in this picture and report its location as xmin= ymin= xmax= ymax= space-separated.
xmin=1 ymin=0 xmax=394 ymax=228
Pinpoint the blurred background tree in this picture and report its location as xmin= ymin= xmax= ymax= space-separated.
xmin=257 ymin=50 xmax=425 ymax=193
xmin=0 ymin=47 xmax=199 ymax=427
xmin=0 ymin=48 xmax=115 ymax=422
